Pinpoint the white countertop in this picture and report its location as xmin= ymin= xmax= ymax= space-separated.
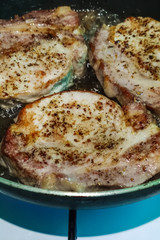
xmin=1 ymin=217 xmax=160 ymax=240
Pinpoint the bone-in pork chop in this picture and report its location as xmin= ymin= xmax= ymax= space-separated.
xmin=1 ymin=91 xmax=160 ymax=191
xmin=89 ymin=17 xmax=160 ymax=115
xmin=0 ymin=6 xmax=87 ymax=103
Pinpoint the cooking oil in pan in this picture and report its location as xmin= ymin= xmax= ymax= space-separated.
xmin=78 ymin=9 xmax=122 ymax=43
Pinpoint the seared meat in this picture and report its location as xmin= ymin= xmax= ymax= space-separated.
xmin=1 ymin=91 xmax=160 ymax=191
xmin=0 ymin=6 xmax=87 ymax=103
xmin=89 ymin=17 xmax=160 ymax=115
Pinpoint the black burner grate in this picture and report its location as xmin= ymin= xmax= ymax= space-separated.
xmin=68 ymin=210 xmax=77 ymax=240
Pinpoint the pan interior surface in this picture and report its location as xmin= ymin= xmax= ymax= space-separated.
xmin=0 ymin=0 xmax=160 ymax=208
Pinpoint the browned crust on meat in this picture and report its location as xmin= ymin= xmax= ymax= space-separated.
xmin=1 ymin=91 xmax=160 ymax=191
xmin=113 ymin=16 xmax=160 ymax=80
xmin=89 ymin=17 xmax=160 ymax=115
xmin=122 ymin=102 xmax=153 ymax=131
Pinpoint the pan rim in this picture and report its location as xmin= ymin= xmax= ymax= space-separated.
xmin=1 ymin=176 xmax=160 ymax=197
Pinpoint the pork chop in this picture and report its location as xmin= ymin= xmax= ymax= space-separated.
xmin=89 ymin=17 xmax=160 ymax=115
xmin=1 ymin=91 xmax=160 ymax=191
xmin=0 ymin=6 xmax=87 ymax=103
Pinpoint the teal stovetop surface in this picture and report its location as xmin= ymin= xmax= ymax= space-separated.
xmin=0 ymin=192 xmax=160 ymax=237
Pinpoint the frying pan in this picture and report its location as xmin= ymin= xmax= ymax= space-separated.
xmin=0 ymin=0 xmax=160 ymax=210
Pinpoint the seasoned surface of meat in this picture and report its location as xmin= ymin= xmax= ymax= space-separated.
xmin=1 ymin=91 xmax=160 ymax=191
xmin=0 ymin=6 xmax=87 ymax=103
xmin=89 ymin=17 xmax=160 ymax=115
